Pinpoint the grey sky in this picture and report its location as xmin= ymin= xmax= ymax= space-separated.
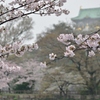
xmin=31 ymin=0 xmax=100 ymax=35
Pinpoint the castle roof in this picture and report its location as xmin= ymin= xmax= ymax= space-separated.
xmin=71 ymin=7 xmax=100 ymax=22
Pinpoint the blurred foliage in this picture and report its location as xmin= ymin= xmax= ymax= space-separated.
xmin=0 ymin=17 xmax=34 ymax=46
xmin=13 ymin=82 xmax=30 ymax=90
xmin=13 ymin=82 xmax=35 ymax=92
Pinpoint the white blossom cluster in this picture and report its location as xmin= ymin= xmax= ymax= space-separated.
xmin=0 ymin=60 xmax=21 ymax=72
xmin=49 ymin=33 xmax=100 ymax=60
xmin=0 ymin=60 xmax=21 ymax=89
xmin=0 ymin=59 xmax=44 ymax=90
xmin=40 ymin=62 xmax=47 ymax=68
xmin=0 ymin=41 xmax=38 ymax=59
xmin=49 ymin=53 xmax=57 ymax=60
xmin=57 ymin=33 xmax=100 ymax=57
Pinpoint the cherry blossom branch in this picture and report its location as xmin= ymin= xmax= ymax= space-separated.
xmin=0 ymin=41 xmax=38 ymax=60
xmin=39 ymin=30 xmax=100 ymax=70
xmin=0 ymin=1 xmax=33 ymax=16
xmin=77 ymin=29 xmax=100 ymax=47
xmin=0 ymin=0 xmax=68 ymax=25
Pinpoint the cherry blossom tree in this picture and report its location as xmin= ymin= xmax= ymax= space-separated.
xmin=45 ymin=29 xmax=100 ymax=97
xmin=0 ymin=59 xmax=46 ymax=93
xmin=0 ymin=0 xmax=69 ymax=92
xmin=35 ymin=21 xmax=100 ymax=97
xmin=0 ymin=0 xmax=69 ymax=70
xmin=0 ymin=60 xmax=21 ymax=91
xmin=40 ymin=66 xmax=85 ymax=97
xmin=15 ymin=59 xmax=46 ymax=91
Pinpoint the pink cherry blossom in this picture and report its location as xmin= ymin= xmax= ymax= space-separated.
xmin=64 ymin=49 xmax=75 ymax=57
xmin=87 ymin=39 xmax=99 ymax=50
xmin=57 ymin=33 xmax=74 ymax=45
xmin=49 ymin=53 xmax=57 ymax=60
xmin=40 ymin=62 xmax=47 ymax=68
xmin=88 ymin=50 xmax=95 ymax=57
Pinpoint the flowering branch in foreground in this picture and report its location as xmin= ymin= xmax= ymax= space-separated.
xmin=48 ymin=29 xmax=100 ymax=61
xmin=0 ymin=0 xmax=69 ymax=25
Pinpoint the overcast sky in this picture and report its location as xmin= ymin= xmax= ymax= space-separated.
xmin=31 ymin=0 xmax=100 ymax=35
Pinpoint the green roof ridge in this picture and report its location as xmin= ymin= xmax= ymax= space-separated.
xmin=71 ymin=7 xmax=100 ymax=21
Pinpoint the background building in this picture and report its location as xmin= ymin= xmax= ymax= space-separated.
xmin=71 ymin=7 xmax=100 ymax=31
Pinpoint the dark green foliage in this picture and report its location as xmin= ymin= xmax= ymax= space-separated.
xmin=13 ymin=82 xmax=31 ymax=91
xmin=13 ymin=82 xmax=34 ymax=93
